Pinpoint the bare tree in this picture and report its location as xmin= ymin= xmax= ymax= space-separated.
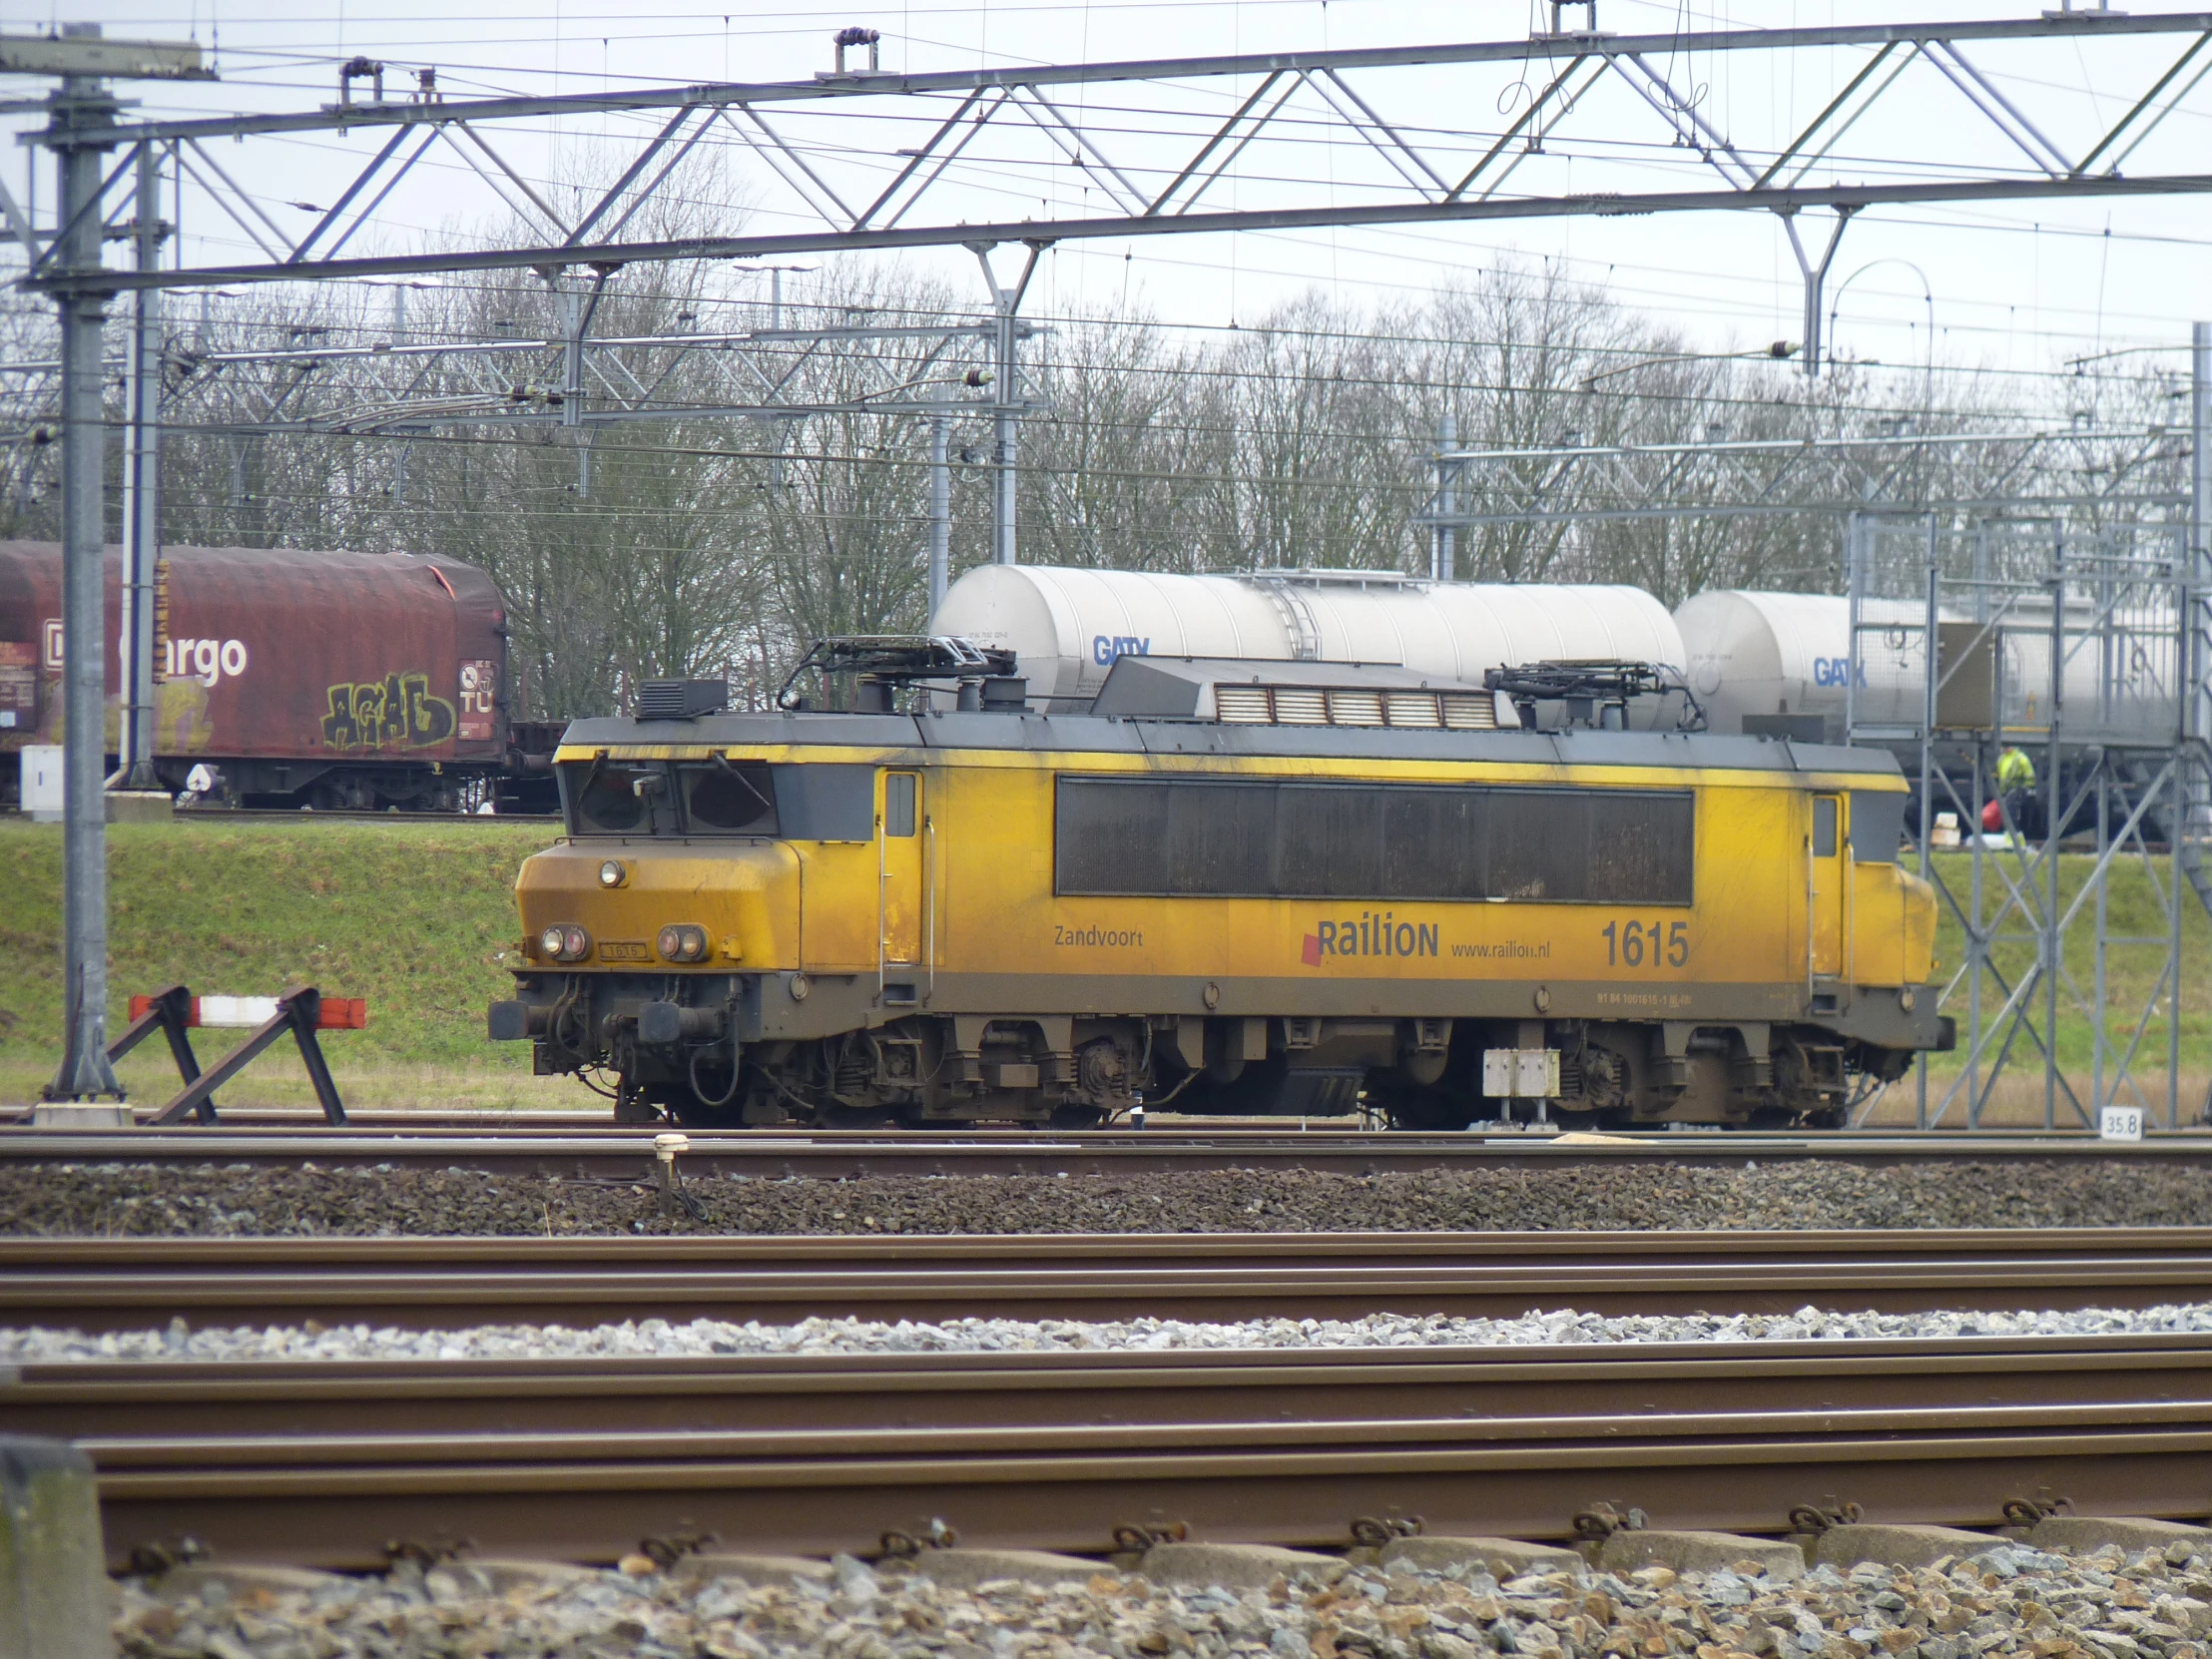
xmin=0 ymin=180 xmax=2177 ymax=718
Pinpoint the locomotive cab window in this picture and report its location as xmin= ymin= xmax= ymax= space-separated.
xmin=564 ymin=761 xmax=669 ymax=835
xmin=561 ymin=757 xmax=871 ymax=839
xmin=884 ymin=772 xmax=917 ymax=837
xmin=1849 ymin=790 xmax=1906 ymax=863
xmin=681 ymin=761 xmax=777 ymax=834
xmin=1812 ymin=795 xmax=1840 ymax=858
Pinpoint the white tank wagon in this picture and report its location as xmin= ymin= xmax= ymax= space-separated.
xmin=1675 ymin=589 xmax=2183 ymax=748
xmin=1674 ymin=590 xmax=1918 ymax=743
xmin=929 ymin=565 xmax=1686 ymax=717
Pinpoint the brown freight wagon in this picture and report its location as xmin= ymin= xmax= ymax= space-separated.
xmin=0 ymin=542 xmax=556 ymax=812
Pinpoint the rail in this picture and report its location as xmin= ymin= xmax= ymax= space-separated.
xmin=5 ymin=1123 xmax=2212 ymax=1177
xmin=6 ymin=1227 xmax=2212 ymax=1328
xmin=12 ymin=1327 xmax=2212 ymax=1569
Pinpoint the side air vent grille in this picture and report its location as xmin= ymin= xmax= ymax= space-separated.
xmin=1212 ymin=684 xmax=1498 ymax=730
xmin=636 ymin=680 xmax=732 ymax=720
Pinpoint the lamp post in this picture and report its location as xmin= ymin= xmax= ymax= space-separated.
xmin=1579 ymin=341 xmax=1800 ymax=391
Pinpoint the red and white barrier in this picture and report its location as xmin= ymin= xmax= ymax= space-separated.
xmin=114 ymin=985 xmax=363 ymax=1124
xmin=129 ymin=993 xmax=367 ymax=1030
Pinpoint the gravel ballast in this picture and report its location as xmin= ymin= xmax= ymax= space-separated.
xmin=8 ymin=1158 xmax=2212 ymax=1237
xmin=13 ymin=1301 xmax=2212 ymax=1365
xmin=114 ymin=1534 xmax=2212 ymax=1659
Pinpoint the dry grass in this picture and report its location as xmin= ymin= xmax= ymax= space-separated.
xmin=1856 ymin=1068 xmax=2212 ymax=1128
xmin=0 ymin=1055 xmax=597 ymax=1115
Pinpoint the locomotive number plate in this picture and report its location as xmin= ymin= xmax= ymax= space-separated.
xmin=1600 ymin=918 xmax=1689 ymax=969
xmin=599 ymin=940 xmax=652 ymax=962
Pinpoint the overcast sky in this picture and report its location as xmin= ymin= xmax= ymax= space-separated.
xmin=9 ymin=0 xmax=2212 ymax=401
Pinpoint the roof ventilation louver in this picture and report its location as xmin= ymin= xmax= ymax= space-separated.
xmin=636 ymin=679 xmax=732 ymax=721
xmin=1438 ymin=692 xmax=1498 ymax=731
xmin=1214 ymin=685 xmax=1274 ymax=724
xmin=1383 ymin=691 xmax=1444 ymax=729
xmin=1326 ymin=689 xmax=1386 ymax=727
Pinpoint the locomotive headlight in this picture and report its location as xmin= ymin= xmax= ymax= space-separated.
xmin=657 ymin=923 xmax=709 ymax=963
xmin=541 ymin=924 xmax=591 ymax=962
xmin=598 ymin=859 xmax=627 ymax=888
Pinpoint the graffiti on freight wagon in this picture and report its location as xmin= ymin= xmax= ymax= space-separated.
xmin=321 ymin=672 xmax=458 ymax=750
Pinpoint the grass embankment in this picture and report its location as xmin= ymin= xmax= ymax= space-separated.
xmin=1 ymin=822 xmax=2205 ymax=1119
xmin=0 ymin=819 xmax=575 ymax=1110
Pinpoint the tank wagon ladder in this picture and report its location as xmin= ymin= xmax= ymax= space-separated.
xmin=1252 ymin=576 xmax=1323 ymax=662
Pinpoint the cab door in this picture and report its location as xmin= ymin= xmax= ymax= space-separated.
xmin=1809 ymin=793 xmax=1845 ymax=981
xmin=879 ymin=770 xmax=923 ymax=967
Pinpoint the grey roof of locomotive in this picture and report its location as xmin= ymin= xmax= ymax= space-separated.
xmin=560 ymin=708 xmax=1903 ymax=780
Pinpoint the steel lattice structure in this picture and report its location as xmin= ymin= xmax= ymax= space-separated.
xmin=0 ymin=318 xmax=1015 ymax=435
xmin=16 ymin=9 xmax=2212 ymax=359
xmin=1844 ymin=511 xmax=2212 ymax=1131
xmin=1418 ymin=427 xmax=2194 ymax=530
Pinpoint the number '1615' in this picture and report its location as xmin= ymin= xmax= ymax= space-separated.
xmin=1603 ymin=919 xmax=1689 ymax=968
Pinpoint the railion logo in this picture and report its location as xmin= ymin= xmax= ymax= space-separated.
xmin=1302 ymin=911 xmax=1439 ymax=966
xmin=1092 ymin=634 xmax=1150 ymax=666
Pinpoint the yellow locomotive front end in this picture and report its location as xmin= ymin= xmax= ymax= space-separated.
xmin=516 ymin=755 xmax=801 ymax=969
xmin=495 ymin=744 xmax=925 ymax=1120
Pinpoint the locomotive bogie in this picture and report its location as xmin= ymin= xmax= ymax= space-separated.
xmin=497 ymin=707 xmax=1947 ymax=1129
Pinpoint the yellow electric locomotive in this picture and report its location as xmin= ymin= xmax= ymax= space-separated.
xmin=490 ymin=640 xmax=1948 ymax=1128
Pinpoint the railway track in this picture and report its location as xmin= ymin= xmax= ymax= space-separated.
xmin=10 ymin=1228 xmax=2212 ymax=1570
xmin=6 ymin=1121 xmax=2211 ymax=1176
xmin=7 ymin=1227 xmax=2212 ymax=1330
xmin=15 ymin=1327 xmax=2212 ymax=1569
